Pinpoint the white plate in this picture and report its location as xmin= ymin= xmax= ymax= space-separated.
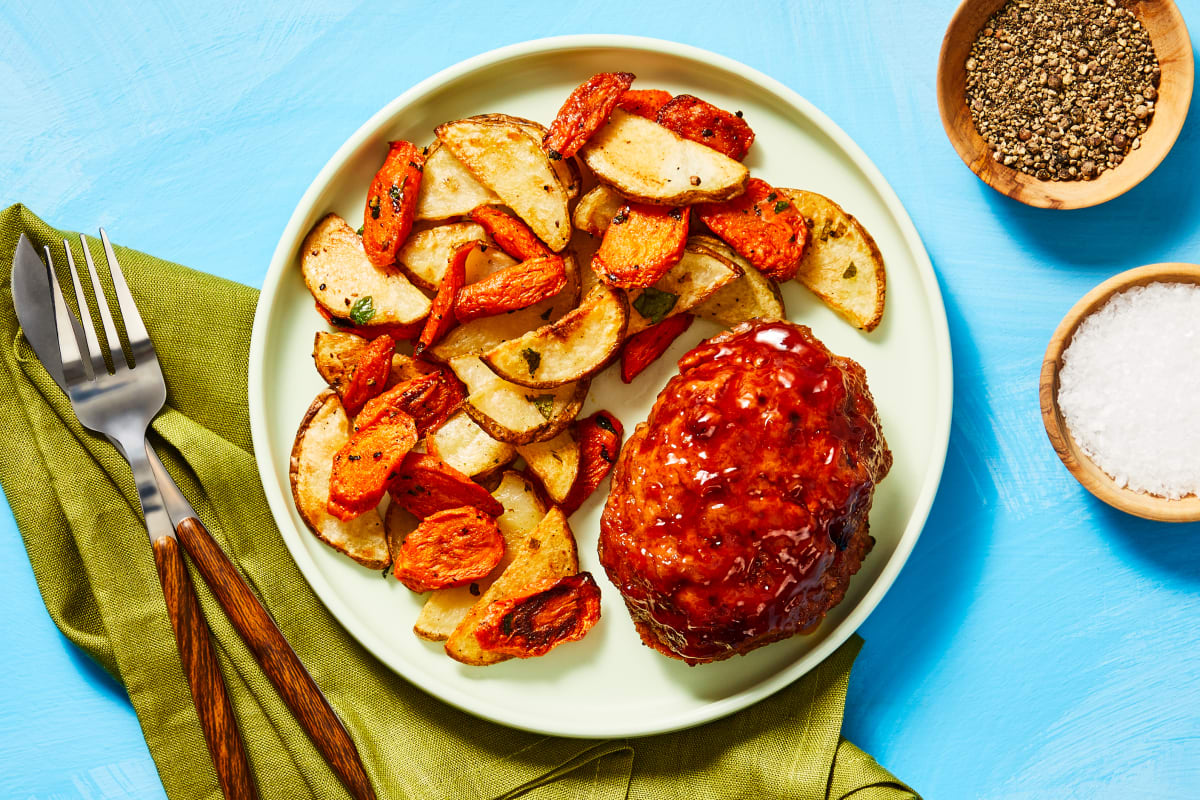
xmin=249 ymin=35 xmax=952 ymax=738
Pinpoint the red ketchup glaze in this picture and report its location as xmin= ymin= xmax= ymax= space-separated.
xmin=598 ymin=320 xmax=891 ymax=663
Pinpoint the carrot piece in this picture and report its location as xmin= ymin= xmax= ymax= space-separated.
xmin=390 ymin=453 xmax=505 ymax=518
xmin=314 ymin=302 xmax=423 ymax=342
xmin=656 ymin=94 xmax=755 ymax=161
xmin=473 ymin=573 xmax=602 ymax=658
xmin=616 ymin=89 xmax=673 ymax=120
xmin=328 ymin=413 xmax=418 ymax=520
xmin=393 ymin=507 xmax=504 ymax=593
xmin=468 ymin=206 xmax=550 ymax=260
xmin=454 ymin=255 xmax=566 ymax=323
xmin=543 ymin=71 xmax=636 ymax=160
xmin=416 ymin=240 xmax=472 ymax=355
xmin=363 ymin=140 xmax=424 ymax=268
xmin=592 ymin=204 xmax=689 ymax=289
xmin=560 ymin=411 xmax=624 ymax=516
xmin=620 ymin=313 xmax=694 ymax=384
xmin=355 ymin=369 xmax=464 ymax=436
xmin=340 ymin=334 xmax=394 ymax=415
xmin=697 ymin=178 xmax=810 ymax=281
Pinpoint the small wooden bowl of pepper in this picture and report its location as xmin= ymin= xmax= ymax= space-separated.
xmin=938 ymin=0 xmax=1193 ymax=209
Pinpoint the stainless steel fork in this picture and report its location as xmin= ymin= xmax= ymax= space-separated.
xmin=47 ymin=232 xmax=375 ymax=800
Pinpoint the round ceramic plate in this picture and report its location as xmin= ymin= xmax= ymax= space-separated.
xmin=249 ymin=35 xmax=953 ymax=738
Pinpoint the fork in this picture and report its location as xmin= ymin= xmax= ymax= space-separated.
xmin=47 ymin=231 xmax=376 ymax=800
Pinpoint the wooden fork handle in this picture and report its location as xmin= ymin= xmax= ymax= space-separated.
xmin=152 ymin=534 xmax=257 ymax=800
xmin=174 ymin=517 xmax=376 ymax=800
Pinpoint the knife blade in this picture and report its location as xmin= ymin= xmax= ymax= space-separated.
xmin=11 ymin=234 xmax=199 ymax=525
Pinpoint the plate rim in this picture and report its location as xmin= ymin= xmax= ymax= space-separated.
xmin=248 ymin=33 xmax=954 ymax=738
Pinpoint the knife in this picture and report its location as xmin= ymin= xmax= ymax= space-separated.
xmin=12 ymin=234 xmax=197 ymax=525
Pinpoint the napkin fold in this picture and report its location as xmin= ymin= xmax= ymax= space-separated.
xmin=0 ymin=204 xmax=918 ymax=800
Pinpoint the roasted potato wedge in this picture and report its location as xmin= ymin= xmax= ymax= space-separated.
xmin=782 ymin=189 xmax=887 ymax=332
xmin=689 ymin=235 xmax=786 ymax=327
xmin=414 ymin=470 xmax=546 ymax=641
xmin=289 ymin=390 xmax=389 ymax=569
xmin=579 ymin=109 xmax=749 ymax=205
xmin=428 ymin=250 xmax=581 ymax=362
xmin=436 ymin=115 xmax=571 ymax=252
xmin=516 ymin=428 xmax=580 ymax=505
xmin=396 ymin=222 xmax=486 ymax=291
xmin=450 ymin=355 xmax=587 ymax=445
xmin=470 ymin=113 xmax=581 ymax=200
xmin=445 ymin=506 xmax=580 ymax=665
xmin=384 ymin=500 xmax=419 ymax=567
xmin=313 ymin=330 xmax=367 ymax=390
xmin=301 ymin=214 xmax=430 ymax=326
xmin=414 ymin=140 xmax=500 ymax=222
xmin=481 ymin=282 xmax=628 ymax=388
xmin=426 ymin=410 xmax=516 ymax=478
xmin=625 ymin=239 xmax=741 ymax=335
xmin=572 ymin=184 xmax=625 ymax=237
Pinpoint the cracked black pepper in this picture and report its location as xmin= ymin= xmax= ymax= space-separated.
xmin=965 ymin=0 xmax=1160 ymax=182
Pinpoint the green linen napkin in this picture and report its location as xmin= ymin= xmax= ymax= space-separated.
xmin=0 ymin=203 xmax=918 ymax=800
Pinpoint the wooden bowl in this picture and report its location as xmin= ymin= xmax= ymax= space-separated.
xmin=938 ymin=0 xmax=1194 ymax=209
xmin=1041 ymin=263 xmax=1200 ymax=521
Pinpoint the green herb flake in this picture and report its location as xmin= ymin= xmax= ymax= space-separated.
xmin=632 ymin=288 xmax=678 ymax=326
xmin=526 ymin=394 xmax=555 ymax=420
xmin=368 ymin=195 xmax=382 ymax=219
xmin=843 ymin=263 xmax=858 ymax=279
xmin=349 ymin=296 xmax=376 ymax=325
xmin=521 ymin=347 xmax=542 ymax=376
xmin=773 ymin=200 xmax=790 ymax=214
xmin=355 ymin=227 xmax=364 ymax=237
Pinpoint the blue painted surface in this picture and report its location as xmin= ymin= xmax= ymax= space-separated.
xmin=2 ymin=1 xmax=1199 ymax=797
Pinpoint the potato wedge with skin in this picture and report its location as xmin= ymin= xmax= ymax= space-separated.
xmin=782 ymin=189 xmax=887 ymax=332
xmin=469 ymin=113 xmax=581 ymax=200
xmin=414 ymin=471 xmax=546 ymax=641
xmin=302 ymin=214 xmax=431 ymax=326
xmin=579 ymin=108 xmax=749 ymax=205
xmin=689 ymin=235 xmax=786 ymax=327
xmin=289 ymin=390 xmax=389 ymax=569
xmin=426 ymin=410 xmax=516 ymax=478
xmin=384 ymin=500 xmax=419 ymax=568
xmin=414 ymin=140 xmax=499 ymax=222
xmin=625 ymin=240 xmax=741 ymax=335
xmin=445 ymin=506 xmax=580 ymax=665
xmin=396 ymin=221 xmax=487 ymax=291
xmin=516 ymin=428 xmax=580 ymax=505
xmin=572 ymin=184 xmax=625 ymax=237
xmin=436 ymin=116 xmax=571 ymax=252
xmin=481 ymin=282 xmax=628 ymax=388
xmin=450 ymin=355 xmax=587 ymax=445
xmin=313 ymin=330 xmax=367 ymax=390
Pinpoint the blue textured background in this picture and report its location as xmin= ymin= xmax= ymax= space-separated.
xmin=3 ymin=1 xmax=1199 ymax=797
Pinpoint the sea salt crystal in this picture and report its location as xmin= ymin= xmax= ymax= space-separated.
xmin=1057 ymin=282 xmax=1200 ymax=499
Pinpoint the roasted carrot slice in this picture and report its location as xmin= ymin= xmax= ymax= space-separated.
xmin=355 ymin=369 xmax=464 ymax=436
xmin=592 ymin=204 xmax=689 ymax=289
xmin=656 ymin=94 xmax=755 ymax=161
xmin=616 ymin=89 xmax=673 ymax=120
xmin=315 ymin=302 xmax=423 ymax=342
xmin=697 ymin=178 xmax=809 ymax=281
xmin=543 ymin=71 xmax=636 ymax=160
xmin=393 ymin=507 xmax=504 ymax=593
xmin=560 ymin=411 xmax=624 ymax=516
xmin=416 ymin=240 xmax=473 ymax=355
xmin=454 ymin=255 xmax=566 ymax=324
xmin=620 ymin=313 xmax=694 ymax=383
xmin=390 ymin=453 xmax=505 ymax=519
xmin=473 ymin=573 xmax=602 ymax=658
xmin=328 ymin=412 xmax=418 ymax=520
xmin=340 ymin=334 xmax=394 ymax=415
xmin=468 ymin=206 xmax=550 ymax=260
xmin=363 ymin=140 xmax=424 ymax=268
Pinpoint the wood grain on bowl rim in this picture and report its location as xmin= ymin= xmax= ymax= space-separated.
xmin=1040 ymin=263 xmax=1200 ymax=522
xmin=937 ymin=0 xmax=1193 ymax=209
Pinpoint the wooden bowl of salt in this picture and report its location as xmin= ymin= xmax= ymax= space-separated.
xmin=1041 ymin=264 xmax=1200 ymax=521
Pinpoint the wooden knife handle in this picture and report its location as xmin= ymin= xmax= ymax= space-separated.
xmin=152 ymin=534 xmax=257 ymax=800
xmin=174 ymin=517 xmax=376 ymax=800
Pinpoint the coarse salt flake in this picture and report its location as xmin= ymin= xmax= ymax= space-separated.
xmin=1057 ymin=282 xmax=1200 ymax=500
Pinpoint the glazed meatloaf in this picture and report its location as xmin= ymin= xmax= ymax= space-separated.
xmin=598 ymin=320 xmax=891 ymax=664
